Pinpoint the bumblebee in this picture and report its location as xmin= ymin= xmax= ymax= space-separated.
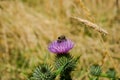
xmin=57 ymin=35 xmax=66 ymax=43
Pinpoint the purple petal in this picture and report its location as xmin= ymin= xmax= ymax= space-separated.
xmin=48 ymin=39 xmax=74 ymax=54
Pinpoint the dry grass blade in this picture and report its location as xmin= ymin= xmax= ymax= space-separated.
xmin=70 ymin=17 xmax=108 ymax=35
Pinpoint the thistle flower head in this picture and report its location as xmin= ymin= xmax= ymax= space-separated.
xmin=48 ymin=35 xmax=74 ymax=54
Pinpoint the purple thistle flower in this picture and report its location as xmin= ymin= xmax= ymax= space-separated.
xmin=48 ymin=35 xmax=74 ymax=54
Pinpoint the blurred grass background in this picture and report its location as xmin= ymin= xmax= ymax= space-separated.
xmin=0 ymin=0 xmax=119 ymax=80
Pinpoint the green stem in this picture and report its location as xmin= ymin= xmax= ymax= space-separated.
xmin=100 ymin=73 xmax=120 ymax=80
xmin=60 ymin=73 xmax=72 ymax=80
xmin=100 ymin=73 xmax=108 ymax=77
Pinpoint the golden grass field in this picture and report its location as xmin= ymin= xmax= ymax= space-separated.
xmin=0 ymin=0 xmax=120 ymax=80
